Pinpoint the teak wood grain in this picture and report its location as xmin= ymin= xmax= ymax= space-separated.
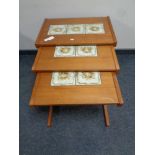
xmin=103 ymin=105 xmax=110 ymax=127
xmin=29 ymin=72 xmax=123 ymax=106
xmin=35 ymin=16 xmax=117 ymax=47
xmin=32 ymin=46 xmax=120 ymax=72
xmin=47 ymin=106 xmax=52 ymax=127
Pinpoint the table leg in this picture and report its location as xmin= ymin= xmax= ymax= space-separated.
xmin=47 ymin=106 xmax=53 ymax=127
xmin=102 ymin=105 xmax=110 ymax=127
xmin=117 ymin=104 xmax=123 ymax=107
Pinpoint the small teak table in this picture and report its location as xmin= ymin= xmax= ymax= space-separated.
xmin=30 ymin=16 xmax=124 ymax=127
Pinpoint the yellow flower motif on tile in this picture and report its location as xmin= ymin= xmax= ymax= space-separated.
xmin=60 ymin=47 xmax=71 ymax=53
xmin=72 ymin=27 xmax=80 ymax=32
xmin=82 ymin=72 xmax=95 ymax=79
xmin=53 ymin=27 xmax=63 ymax=32
xmin=81 ymin=47 xmax=92 ymax=53
xmin=58 ymin=72 xmax=69 ymax=80
xmin=90 ymin=26 xmax=100 ymax=31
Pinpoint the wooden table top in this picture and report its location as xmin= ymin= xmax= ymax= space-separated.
xmin=35 ymin=16 xmax=117 ymax=47
xmin=29 ymin=72 xmax=123 ymax=106
xmin=32 ymin=46 xmax=119 ymax=72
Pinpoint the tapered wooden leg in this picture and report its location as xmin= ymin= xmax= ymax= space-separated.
xmin=47 ymin=106 xmax=53 ymax=127
xmin=102 ymin=105 xmax=110 ymax=127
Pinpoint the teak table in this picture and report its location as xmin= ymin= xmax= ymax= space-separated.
xmin=30 ymin=16 xmax=123 ymax=127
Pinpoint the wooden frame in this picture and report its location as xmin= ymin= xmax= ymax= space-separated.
xmin=29 ymin=72 xmax=123 ymax=127
xmin=32 ymin=46 xmax=120 ymax=72
xmin=35 ymin=16 xmax=117 ymax=47
xmin=29 ymin=72 xmax=123 ymax=106
xmin=30 ymin=16 xmax=123 ymax=127
xmin=112 ymin=73 xmax=124 ymax=105
xmin=46 ymin=105 xmax=111 ymax=127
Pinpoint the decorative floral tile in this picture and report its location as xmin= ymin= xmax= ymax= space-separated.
xmin=51 ymin=72 xmax=75 ymax=86
xmin=48 ymin=25 xmax=67 ymax=35
xmin=76 ymin=72 xmax=101 ymax=85
xmin=54 ymin=46 xmax=76 ymax=57
xmin=67 ymin=24 xmax=85 ymax=34
xmin=76 ymin=46 xmax=97 ymax=56
xmin=85 ymin=24 xmax=105 ymax=34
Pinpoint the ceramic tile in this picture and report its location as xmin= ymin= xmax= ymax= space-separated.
xmin=51 ymin=72 xmax=75 ymax=86
xmin=76 ymin=72 xmax=101 ymax=85
xmin=48 ymin=25 xmax=67 ymax=35
xmin=67 ymin=24 xmax=85 ymax=34
xmin=54 ymin=46 xmax=76 ymax=57
xmin=85 ymin=24 xmax=105 ymax=34
xmin=76 ymin=46 xmax=97 ymax=56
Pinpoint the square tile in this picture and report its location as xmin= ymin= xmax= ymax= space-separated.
xmin=76 ymin=46 xmax=97 ymax=56
xmin=67 ymin=24 xmax=85 ymax=34
xmin=54 ymin=46 xmax=76 ymax=57
xmin=51 ymin=72 xmax=75 ymax=86
xmin=76 ymin=72 xmax=101 ymax=85
xmin=48 ymin=25 xmax=67 ymax=35
xmin=85 ymin=24 xmax=105 ymax=34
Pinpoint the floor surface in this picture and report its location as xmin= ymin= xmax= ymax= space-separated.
xmin=19 ymin=53 xmax=135 ymax=155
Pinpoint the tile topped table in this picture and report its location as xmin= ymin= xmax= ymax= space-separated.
xmin=30 ymin=16 xmax=123 ymax=127
xmin=35 ymin=16 xmax=117 ymax=47
xmin=32 ymin=46 xmax=119 ymax=72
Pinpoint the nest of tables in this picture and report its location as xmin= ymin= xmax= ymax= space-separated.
xmin=30 ymin=16 xmax=123 ymax=127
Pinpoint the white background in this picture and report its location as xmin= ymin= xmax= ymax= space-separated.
xmin=1 ymin=0 xmax=155 ymax=155
xmin=19 ymin=0 xmax=135 ymax=49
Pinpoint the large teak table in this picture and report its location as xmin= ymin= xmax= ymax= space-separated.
xmin=30 ymin=16 xmax=123 ymax=127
